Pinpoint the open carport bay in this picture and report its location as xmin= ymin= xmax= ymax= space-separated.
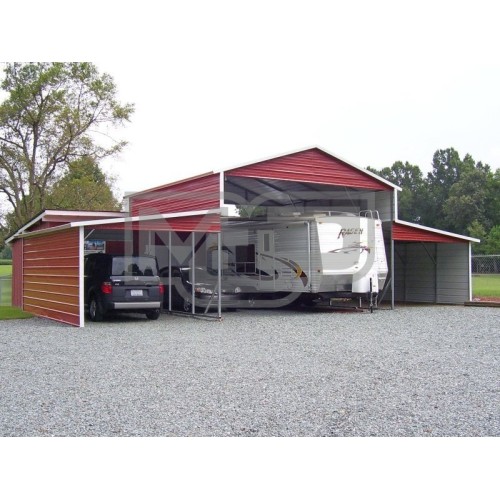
xmin=0 ymin=305 xmax=498 ymax=437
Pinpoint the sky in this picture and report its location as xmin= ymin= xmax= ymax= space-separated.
xmin=2 ymin=0 xmax=500 ymax=201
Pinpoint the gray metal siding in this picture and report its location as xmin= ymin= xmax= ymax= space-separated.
xmin=374 ymin=191 xmax=394 ymax=222
xmin=436 ymin=243 xmax=470 ymax=304
xmin=393 ymin=242 xmax=471 ymax=304
xmin=395 ymin=243 xmax=437 ymax=302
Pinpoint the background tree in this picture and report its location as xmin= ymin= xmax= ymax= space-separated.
xmin=423 ymin=148 xmax=468 ymax=229
xmin=442 ymin=161 xmax=492 ymax=234
xmin=46 ymin=156 xmax=121 ymax=211
xmin=369 ymin=147 xmax=500 ymax=254
xmin=485 ymin=169 xmax=500 ymax=229
xmin=467 ymin=220 xmax=488 ymax=254
xmin=483 ymin=226 xmax=500 ymax=254
xmin=368 ymin=161 xmax=425 ymax=222
xmin=0 ymin=62 xmax=133 ymax=234
xmin=236 ymin=205 xmax=267 ymax=218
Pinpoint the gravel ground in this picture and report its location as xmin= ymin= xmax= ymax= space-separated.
xmin=0 ymin=305 xmax=499 ymax=436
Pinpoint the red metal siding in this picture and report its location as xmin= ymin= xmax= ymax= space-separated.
xmin=130 ymin=174 xmax=221 ymax=216
xmin=227 ymin=148 xmax=392 ymax=191
xmin=11 ymin=239 xmax=23 ymax=307
xmin=95 ymin=214 xmax=221 ymax=233
xmin=392 ymin=222 xmax=464 ymax=243
xmin=23 ymin=228 xmax=80 ymax=326
xmin=106 ymin=241 xmax=125 ymax=254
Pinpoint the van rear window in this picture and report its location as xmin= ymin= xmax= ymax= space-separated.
xmin=111 ymin=257 xmax=158 ymax=276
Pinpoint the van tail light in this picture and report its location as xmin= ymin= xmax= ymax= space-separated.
xmin=159 ymin=283 xmax=165 ymax=295
xmin=101 ymin=282 xmax=113 ymax=294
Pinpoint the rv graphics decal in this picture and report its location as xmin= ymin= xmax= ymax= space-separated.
xmin=329 ymin=242 xmax=370 ymax=254
xmin=338 ymin=227 xmax=364 ymax=238
xmin=255 ymin=252 xmax=309 ymax=286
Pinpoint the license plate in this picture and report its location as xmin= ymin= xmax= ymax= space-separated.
xmin=131 ymin=290 xmax=143 ymax=297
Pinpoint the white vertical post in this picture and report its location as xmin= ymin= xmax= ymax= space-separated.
xmin=468 ymin=242 xmax=473 ymax=302
xmin=79 ymin=226 xmax=85 ymax=327
xmin=192 ymin=232 xmax=196 ymax=314
xmin=218 ymin=232 xmax=222 ymax=319
xmin=391 ymin=239 xmax=395 ymax=310
xmin=168 ymin=231 xmax=172 ymax=312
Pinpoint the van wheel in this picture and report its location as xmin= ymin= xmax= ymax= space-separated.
xmin=183 ymin=299 xmax=192 ymax=312
xmin=146 ymin=309 xmax=160 ymax=320
xmin=89 ymin=296 xmax=104 ymax=322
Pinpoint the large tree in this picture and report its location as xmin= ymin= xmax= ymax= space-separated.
xmin=0 ymin=62 xmax=133 ymax=232
xmin=424 ymin=148 xmax=472 ymax=229
xmin=46 ymin=156 xmax=121 ymax=211
xmin=443 ymin=160 xmax=492 ymax=234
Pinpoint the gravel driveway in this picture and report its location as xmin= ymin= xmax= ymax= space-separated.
xmin=1 ymin=305 xmax=498 ymax=436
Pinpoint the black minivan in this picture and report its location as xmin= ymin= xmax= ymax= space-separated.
xmin=84 ymin=253 xmax=164 ymax=321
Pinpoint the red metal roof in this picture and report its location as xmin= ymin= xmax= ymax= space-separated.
xmin=7 ymin=210 xmax=125 ymax=241
xmin=226 ymin=148 xmax=394 ymax=191
xmin=392 ymin=221 xmax=477 ymax=243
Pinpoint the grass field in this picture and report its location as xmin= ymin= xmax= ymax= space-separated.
xmin=0 ymin=265 xmax=28 ymax=317
xmin=0 ymin=306 xmax=33 ymax=320
xmin=472 ymin=274 xmax=500 ymax=298
xmin=0 ymin=265 xmax=12 ymax=307
xmin=0 ymin=264 xmax=12 ymax=276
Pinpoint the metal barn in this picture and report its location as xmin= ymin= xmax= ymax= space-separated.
xmin=8 ymin=147 xmax=478 ymax=326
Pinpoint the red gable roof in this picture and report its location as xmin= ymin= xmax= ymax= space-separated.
xmin=226 ymin=148 xmax=395 ymax=191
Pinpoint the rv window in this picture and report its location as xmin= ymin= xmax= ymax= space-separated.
xmin=263 ymin=233 xmax=270 ymax=252
xmin=235 ymin=244 xmax=256 ymax=274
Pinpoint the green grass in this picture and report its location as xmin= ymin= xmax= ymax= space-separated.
xmin=0 ymin=272 xmax=12 ymax=306
xmin=472 ymin=274 xmax=500 ymax=298
xmin=0 ymin=265 xmax=12 ymax=276
xmin=0 ymin=306 xmax=33 ymax=320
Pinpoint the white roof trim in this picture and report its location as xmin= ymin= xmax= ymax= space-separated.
xmin=73 ymin=208 xmax=225 ymax=228
xmin=6 ymin=223 xmax=75 ymax=242
xmin=7 ymin=208 xmax=225 ymax=241
xmin=7 ymin=209 xmax=125 ymax=242
xmin=394 ymin=218 xmax=480 ymax=243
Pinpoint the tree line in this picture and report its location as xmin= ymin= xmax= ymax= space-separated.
xmin=368 ymin=148 xmax=500 ymax=255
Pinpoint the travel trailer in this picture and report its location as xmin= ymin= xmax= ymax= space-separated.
xmin=196 ymin=211 xmax=389 ymax=310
